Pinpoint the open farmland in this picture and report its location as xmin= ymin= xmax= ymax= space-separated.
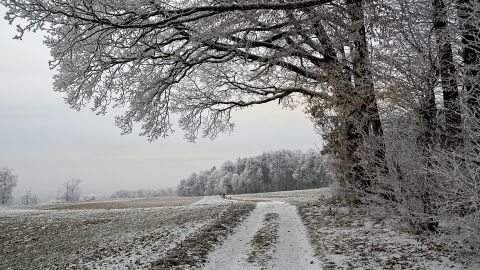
xmin=34 ymin=196 xmax=202 ymax=210
xmin=1 ymin=189 xmax=477 ymax=269
xmin=0 ymin=196 xmax=254 ymax=269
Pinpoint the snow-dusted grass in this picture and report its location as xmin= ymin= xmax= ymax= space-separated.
xmin=294 ymin=192 xmax=477 ymax=270
xmin=247 ymin=213 xmax=279 ymax=267
xmin=151 ymin=202 xmax=255 ymax=269
xmin=229 ymin=188 xmax=330 ymax=204
xmin=27 ymin=196 xmax=201 ymax=210
xmin=2 ymin=189 xmax=478 ymax=269
xmin=0 ymin=197 xmax=237 ymax=269
xmin=211 ymin=188 xmax=479 ymax=269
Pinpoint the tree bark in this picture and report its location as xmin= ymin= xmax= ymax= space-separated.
xmin=308 ymin=7 xmax=368 ymax=191
xmin=308 ymin=0 xmax=387 ymax=197
xmin=346 ymin=0 xmax=387 ymax=188
xmin=458 ymin=0 xmax=480 ymax=120
xmin=433 ymin=0 xmax=463 ymax=147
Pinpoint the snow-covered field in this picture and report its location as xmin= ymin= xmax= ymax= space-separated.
xmin=1 ymin=189 xmax=478 ymax=269
xmin=0 ymin=196 xmax=253 ymax=270
xmin=29 ymin=196 xmax=202 ymax=210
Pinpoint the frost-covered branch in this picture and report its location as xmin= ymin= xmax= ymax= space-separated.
xmin=2 ymin=0 xmax=339 ymax=140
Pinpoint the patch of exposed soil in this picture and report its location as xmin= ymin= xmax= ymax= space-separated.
xmin=247 ymin=213 xmax=280 ymax=267
xmin=1 ymin=203 xmax=230 ymax=269
xmin=150 ymin=202 xmax=256 ymax=269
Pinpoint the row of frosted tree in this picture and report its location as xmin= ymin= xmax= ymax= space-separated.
xmin=111 ymin=188 xmax=175 ymax=199
xmin=1 ymin=167 xmax=81 ymax=205
xmin=177 ymin=150 xmax=332 ymax=197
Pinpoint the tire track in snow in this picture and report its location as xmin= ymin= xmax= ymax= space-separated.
xmin=202 ymin=201 xmax=322 ymax=270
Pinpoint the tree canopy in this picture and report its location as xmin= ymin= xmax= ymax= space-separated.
xmin=177 ymin=150 xmax=332 ymax=196
xmin=3 ymin=0 xmax=340 ymax=141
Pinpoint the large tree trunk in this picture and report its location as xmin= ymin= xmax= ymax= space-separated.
xmin=346 ymin=0 xmax=384 ymax=138
xmin=433 ymin=0 xmax=463 ymax=147
xmin=309 ymin=0 xmax=387 ymax=198
xmin=346 ymin=0 xmax=388 ymax=188
xmin=309 ymin=14 xmax=368 ymax=193
xmin=417 ymin=79 xmax=441 ymax=231
xmin=458 ymin=0 xmax=480 ymax=122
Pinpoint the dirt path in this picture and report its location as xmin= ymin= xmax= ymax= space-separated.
xmin=202 ymin=201 xmax=322 ymax=270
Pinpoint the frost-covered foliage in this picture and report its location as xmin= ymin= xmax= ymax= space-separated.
xmin=56 ymin=178 xmax=82 ymax=202
xmin=0 ymin=168 xmax=18 ymax=206
xmin=1 ymin=0 xmax=332 ymax=142
xmin=111 ymin=188 xmax=175 ymax=199
xmin=0 ymin=0 xmax=380 ymax=197
xmin=21 ymin=190 xmax=38 ymax=205
xmin=177 ymin=150 xmax=332 ymax=196
xmin=344 ymin=0 xmax=480 ymax=255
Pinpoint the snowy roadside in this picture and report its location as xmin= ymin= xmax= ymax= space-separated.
xmin=296 ymin=197 xmax=477 ymax=270
xmin=231 ymin=188 xmax=478 ymax=269
xmin=3 ymin=189 xmax=478 ymax=269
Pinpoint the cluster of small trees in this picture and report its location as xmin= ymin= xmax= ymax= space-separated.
xmin=56 ymin=178 xmax=82 ymax=202
xmin=177 ymin=150 xmax=332 ymax=196
xmin=0 ymin=168 xmax=86 ymax=205
xmin=1 ymin=167 xmax=41 ymax=206
xmin=21 ymin=190 xmax=38 ymax=205
xmin=111 ymin=188 xmax=175 ymax=199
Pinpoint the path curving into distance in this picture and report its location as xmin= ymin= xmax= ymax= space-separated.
xmin=202 ymin=201 xmax=322 ymax=270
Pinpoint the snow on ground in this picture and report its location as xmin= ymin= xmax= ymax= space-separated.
xmin=229 ymin=188 xmax=331 ymax=204
xmin=203 ymin=201 xmax=321 ymax=270
xmin=296 ymin=198 xmax=475 ymax=269
xmin=0 ymin=199 xmax=233 ymax=270
xmin=150 ymin=202 xmax=256 ymax=269
xmin=80 ymin=217 xmax=211 ymax=270
xmin=227 ymin=189 xmax=477 ymax=269
xmin=32 ymin=196 xmax=202 ymax=210
xmin=0 ymin=207 xmax=44 ymax=215
xmin=192 ymin=195 xmax=233 ymax=206
xmin=2 ymin=188 xmax=478 ymax=269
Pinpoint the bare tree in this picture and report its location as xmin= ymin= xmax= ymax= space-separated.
xmin=1 ymin=0 xmax=335 ymax=140
xmin=21 ymin=190 xmax=38 ymax=205
xmin=57 ymin=178 xmax=82 ymax=202
xmin=0 ymin=167 xmax=18 ymax=206
xmin=1 ymin=0 xmax=386 ymax=195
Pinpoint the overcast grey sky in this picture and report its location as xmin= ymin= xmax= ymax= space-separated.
xmin=0 ymin=6 xmax=322 ymax=200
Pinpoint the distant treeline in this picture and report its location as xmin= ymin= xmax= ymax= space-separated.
xmin=177 ymin=150 xmax=332 ymax=196
xmin=111 ymin=188 xmax=175 ymax=199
